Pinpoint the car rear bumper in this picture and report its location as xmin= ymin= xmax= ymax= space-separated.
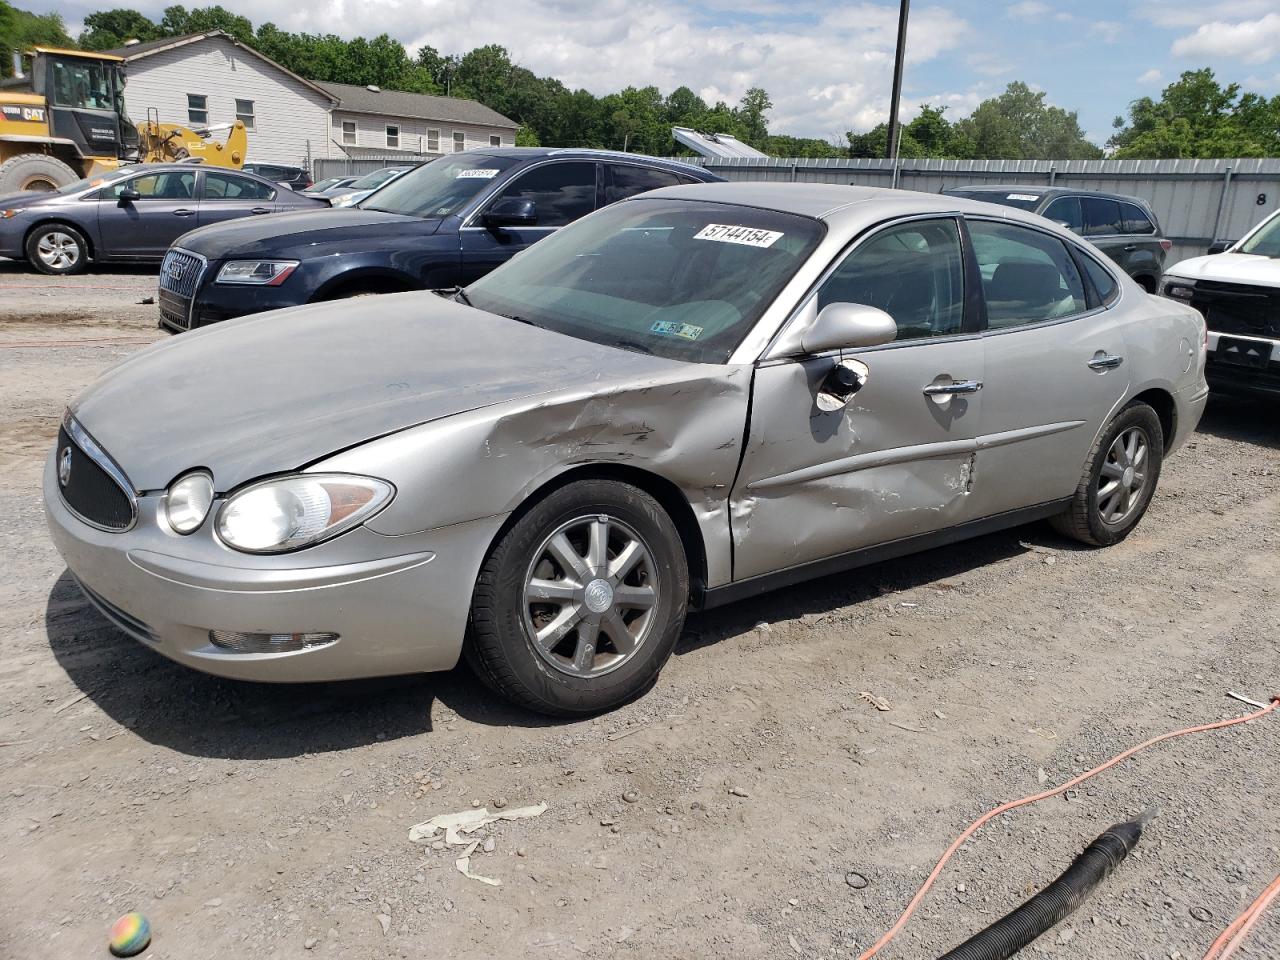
xmin=43 ymin=450 xmax=504 ymax=682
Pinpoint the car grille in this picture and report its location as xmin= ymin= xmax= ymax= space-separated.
xmin=1192 ymin=280 xmax=1280 ymax=339
xmin=158 ymin=248 xmax=207 ymax=331
xmin=77 ymin=579 xmax=158 ymax=645
xmin=57 ymin=422 xmax=136 ymax=531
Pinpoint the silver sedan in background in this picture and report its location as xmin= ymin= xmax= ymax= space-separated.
xmin=44 ymin=183 xmax=1208 ymax=715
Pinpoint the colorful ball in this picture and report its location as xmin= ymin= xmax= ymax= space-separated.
xmin=108 ymin=912 xmax=151 ymax=957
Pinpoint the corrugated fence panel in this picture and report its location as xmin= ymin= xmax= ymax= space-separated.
xmin=686 ymin=156 xmax=1280 ymax=261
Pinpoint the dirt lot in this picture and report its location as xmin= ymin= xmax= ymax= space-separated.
xmin=1 ymin=266 xmax=1278 ymax=960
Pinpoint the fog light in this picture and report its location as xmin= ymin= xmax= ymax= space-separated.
xmin=208 ymin=630 xmax=339 ymax=653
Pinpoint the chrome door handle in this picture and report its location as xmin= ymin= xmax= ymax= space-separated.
xmin=1123 ymin=244 xmax=1138 ymax=251
xmin=922 ymin=379 xmax=983 ymax=396
xmin=1087 ymin=355 xmax=1124 ymax=370
xmin=250 ymin=206 xmax=271 ymax=215
xmin=173 ymin=208 xmax=195 ymax=217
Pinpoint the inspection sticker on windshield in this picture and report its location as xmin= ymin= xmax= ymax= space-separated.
xmin=1006 ymin=193 xmax=1040 ymax=202
xmin=651 ymin=320 xmax=704 ymax=341
xmin=694 ymin=224 xmax=784 ymax=248
xmin=456 ymin=168 xmax=500 ymax=179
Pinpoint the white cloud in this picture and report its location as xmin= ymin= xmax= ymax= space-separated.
xmin=1171 ymin=13 xmax=1280 ymax=64
xmin=1006 ymin=1 xmax=1052 ymax=19
xmin=1137 ymin=68 xmax=1163 ymax=86
xmin=1141 ymin=0 xmax=1279 ymax=29
xmin=1088 ymin=21 xmax=1123 ymax=44
xmin=966 ymin=52 xmax=1016 ymax=78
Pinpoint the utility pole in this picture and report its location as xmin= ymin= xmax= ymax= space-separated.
xmin=885 ymin=0 xmax=910 ymax=161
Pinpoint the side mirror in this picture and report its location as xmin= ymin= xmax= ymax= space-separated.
xmin=117 ymin=188 xmax=141 ymax=203
xmin=483 ymin=197 xmax=537 ymax=228
xmin=1207 ymin=239 xmax=1233 ymax=255
xmin=802 ymin=302 xmax=898 ymax=355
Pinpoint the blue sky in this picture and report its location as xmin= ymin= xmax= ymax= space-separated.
xmin=33 ymin=0 xmax=1280 ymax=146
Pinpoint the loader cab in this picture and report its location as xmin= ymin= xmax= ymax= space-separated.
xmin=28 ymin=48 xmax=137 ymax=160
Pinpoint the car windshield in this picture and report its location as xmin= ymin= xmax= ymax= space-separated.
xmin=1239 ymin=213 xmax=1280 ymax=258
xmin=360 ymin=155 xmax=520 ymax=217
xmin=464 ymin=198 xmax=825 ymax=364
xmin=948 ymin=189 xmax=1043 ymax=212
xmin=350 ymin=168 xmax=406 ymax=190
xmin=309 ymin=177 xmax=346 ymax=191
xmin=55 ymin=167 xmax=134 ymax=195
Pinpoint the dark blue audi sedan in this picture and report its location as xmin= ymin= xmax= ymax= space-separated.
xmin=158 ymin=148 xmax=720 ymax=332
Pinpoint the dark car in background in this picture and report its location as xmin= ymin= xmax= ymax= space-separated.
xmin=0 ymin=163 xmax=328 ymax=274
xmin=157 ymin=148 xmax=720 ymax=332
xmin=241 ymin=163 xmax=312 ymax=191
xmin=943 ymin=186 xmax=1171 ymax=291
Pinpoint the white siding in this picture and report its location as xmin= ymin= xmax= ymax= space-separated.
xmin=329 ymin=109 xmax=514 ymax=156
xmin=122 ymin=35 xmax=332 ymax=166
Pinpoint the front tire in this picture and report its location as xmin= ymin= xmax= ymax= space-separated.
xmin=466 ymin=479 xmax=689 ymax=716
xmin=1051 ymin=401 xmax=1164 ymax=546
xmin=25 ymin=222 xmax=89 ymax=275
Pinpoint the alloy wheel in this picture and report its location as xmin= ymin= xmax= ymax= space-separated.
xmin=1097 ymin=426 xmax=1150 ymax=525
xmin=522 ymin=514 xmax=660 ymax=678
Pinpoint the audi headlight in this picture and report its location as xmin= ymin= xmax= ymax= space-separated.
xmin=216 ymin=260 xmax=299 ymax=285
xmin=216 ymin=474 xmax=394 ymax=554
xmin=165 ymin=471 xmax=214 ymax=534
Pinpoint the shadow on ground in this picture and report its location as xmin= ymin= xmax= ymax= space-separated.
xmin=1195 ymin=394 xmax=1279 ymax=451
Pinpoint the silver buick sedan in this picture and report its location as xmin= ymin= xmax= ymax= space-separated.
xmin=44 ymin=183 xmax=1209 ymax=715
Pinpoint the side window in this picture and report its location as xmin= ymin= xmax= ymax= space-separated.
xmin=202 ymin=172 xmax=275 ymax=201
xmin=604 ymin=164 xmax=683 ymax=205
xmin=1042 ymin=196 xmax=1082 ymax=233
xmin=452 ymin=131 xmax=465 ymax=152
xmin=489 ymin=135 xmax=502 ymax=147
xmin=1080 ymin=254 xmax=1119 ymax=305
xmin=1081 ymin=197 xmax=1123 ymax=237
xmin=187 ymin=93 xmax=207 ymax=126
xmin=816 ymin=219 xmax=965 ymax=342
xmin=426 ymin=129 xmax=440 ymax=152
xmin=386 ymin=124 xmax=399 ymax=149
xmin=341 ymin=121 xmax=356 ymax=145
xmin=1120 ymin=202 xmax=1155 ymax=235
xmin=107 ymin=171 xmax=195 ymax=200
xmin=968 ymin=220 xmax=1087 ymax=329
xmin=492 ymin=161 xmax=597 ymax=227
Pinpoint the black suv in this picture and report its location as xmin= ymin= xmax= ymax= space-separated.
xmin=159 ymin=148 xmax=720 ymax=331
xmin=943 ymin=186 xmax=1170 ymax=291
xmin=241 ymin=163 xmax=312 ymax=191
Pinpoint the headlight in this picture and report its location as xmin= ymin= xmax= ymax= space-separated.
xmin=330 ymin=194 xmax=359 ymax=208
xmin=216 ymin=474 xmax=394 ymax=554
xmin=165 ymin=471 xmax=214 ymax=534
xmin=216 ymin=260 xmax=299 ymax=285
xmin=1160 ymin=277 xmax=1196 ymax=301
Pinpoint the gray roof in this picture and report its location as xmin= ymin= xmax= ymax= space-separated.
xmin=672 ymin=126 xmax=768 ymax=160
xmin=318 ymin=81 xmax=517 ymax=130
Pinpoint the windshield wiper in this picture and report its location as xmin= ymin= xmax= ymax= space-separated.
xmin=613 ymin=338 xmax=655 ymax=355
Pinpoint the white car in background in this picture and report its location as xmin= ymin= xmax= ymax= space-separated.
xmin=1159 ymin=209 xmax=1280 ymax=396
xmin=327 ymin=166 xmax=415 ymax=208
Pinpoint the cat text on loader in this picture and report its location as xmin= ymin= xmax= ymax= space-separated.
xmin=0 ymin=46 xmax=247 ymax=193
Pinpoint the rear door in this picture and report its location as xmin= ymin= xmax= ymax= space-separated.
xmin=602 ymin=163 xmax=684 ymax=207
xmin=94 ymin=169 xmax=198 ymax=259
xmin=196 ymin=170 xmax=277 ymax=229
xmin=1117 ymin=201 xmax=1165 ymax=288
xmin=457 ymin=160 xmax=599 ymax=285
xmin=1081 ymin=196 xmax=1129 ymax=272
xmin=965 ymin=218 xmax=1130 ymax=519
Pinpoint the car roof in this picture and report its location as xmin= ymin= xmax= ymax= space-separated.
xmin=458 ymin=147 xmax=714 ymax=179
xmin=943 ymin=185 xmax=1152 ymax=206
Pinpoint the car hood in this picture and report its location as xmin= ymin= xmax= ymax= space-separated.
xmin=1166 ymin=252 xmax=1280 ymax=289
xmin=0 ymin=191 xmax=67 ymax=210
xmin=69 ymin=293 xmax=693 ymax=492
xmin=175 ymin=209 xmax=444 ymax=259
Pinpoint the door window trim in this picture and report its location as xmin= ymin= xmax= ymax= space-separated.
xmin=198 ymin=170 xmax=276 ymax=202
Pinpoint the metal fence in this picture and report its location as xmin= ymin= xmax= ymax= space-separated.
xmin=313 ymin=155 xmax=432 ymax=181
xmin=681 ymin=157 xmax=1280 ymax=264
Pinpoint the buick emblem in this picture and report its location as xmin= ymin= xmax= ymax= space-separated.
xmin=58 ymin=446 xmax=73 ymax=487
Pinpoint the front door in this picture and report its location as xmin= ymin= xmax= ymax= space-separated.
xmin=963 ymin=218 xmax=1130 ymax=519
xmin=731 ymin=217 xmax=986 ymax=581
xmin=96 ymin=169 xmax=198 ymax=259
xmin=457 ymin=160 xmax=599 ymax=286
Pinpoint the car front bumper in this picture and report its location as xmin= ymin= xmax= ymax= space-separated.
xmin=43 ymin=450 xmax=505 ymax=683
xmin=159 ymin=256 xmax=313 ymax=332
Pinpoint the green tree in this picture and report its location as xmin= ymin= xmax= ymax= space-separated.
xmin=951 ymin=82 xmax=1101 ymax=159
xmin=78 ymin=8 xmax=160 ymax=50
xmin=514 ymin=124 xmax=540 ymax=147
xmin=1 ymin=0 xmax=72 ymax=76
xmin=159 ymin=4 xmax=252 ymax=44
xmin=735 ymin=86 xmax=772 ymax=148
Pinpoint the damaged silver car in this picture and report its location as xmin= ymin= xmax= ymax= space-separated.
xmin=45 ymin=183 xmax=1209 ymax=715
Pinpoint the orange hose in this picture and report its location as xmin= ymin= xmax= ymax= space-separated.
xmin=1205 ymin=872 xmax=1280 ymax=960
xmin=856 ymin=696 xmax=1280 ymax=960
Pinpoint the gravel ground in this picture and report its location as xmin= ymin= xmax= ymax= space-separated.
xmin=1 ymin=271 xmax=1277 ymax=960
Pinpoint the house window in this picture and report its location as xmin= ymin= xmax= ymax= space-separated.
xmin=187 ymin=94 xmax=207 ymax=126
xmin=386 ymin=124 xmax=399 ymax=149
xmin=490 ymin=134 xmax=502 ymax=147
xmin=341 ymin=120 xmax=356 ymax=145
xmin=235 ymin=98 xmax=255 ymax=131
xmin=426 ymin=128 xmax=440 ymax=153
xmin=453 ymin=131 xmax=465 ymax=152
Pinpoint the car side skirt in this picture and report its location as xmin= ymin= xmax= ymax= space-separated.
xmin=696 ymin=498 xmax=1072 ymax=610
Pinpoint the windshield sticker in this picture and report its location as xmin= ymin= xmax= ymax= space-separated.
xmin=456 ymin=168 xmax=500 ymax=179
xmin=1007 ymin=193 xmax=1040 ymax=202
xmin=650 ymin=320 xmax=704 ymax=341
xmin=694 ymin=224 xmax=784 ymax=248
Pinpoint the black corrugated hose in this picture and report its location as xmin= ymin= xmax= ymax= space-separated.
xmin=936 ymin=814 xmax=1150 ymax=960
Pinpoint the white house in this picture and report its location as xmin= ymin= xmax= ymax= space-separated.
xmin=106 ymin=31 xmax=518 ymax=168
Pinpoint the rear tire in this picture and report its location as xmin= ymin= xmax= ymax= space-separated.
xmin=25 ymin=222 xmax=89 ymax=275
xmin=466 ymin=479 xmax=689 ymax=716
xmin=1051 ymin=401 xmax=1164 ymax=546
xmin=0 ymin=154 xmax=79 ymax=193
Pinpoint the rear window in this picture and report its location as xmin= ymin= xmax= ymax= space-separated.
xmin=1120 ymin=202 xmax=1155 ymax=235
xmin=948 ymin=190 xmax=1042 ymax=212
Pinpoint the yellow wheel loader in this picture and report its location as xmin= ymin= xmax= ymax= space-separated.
xmin=0 ymin=46 xmax=248 ymax=193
